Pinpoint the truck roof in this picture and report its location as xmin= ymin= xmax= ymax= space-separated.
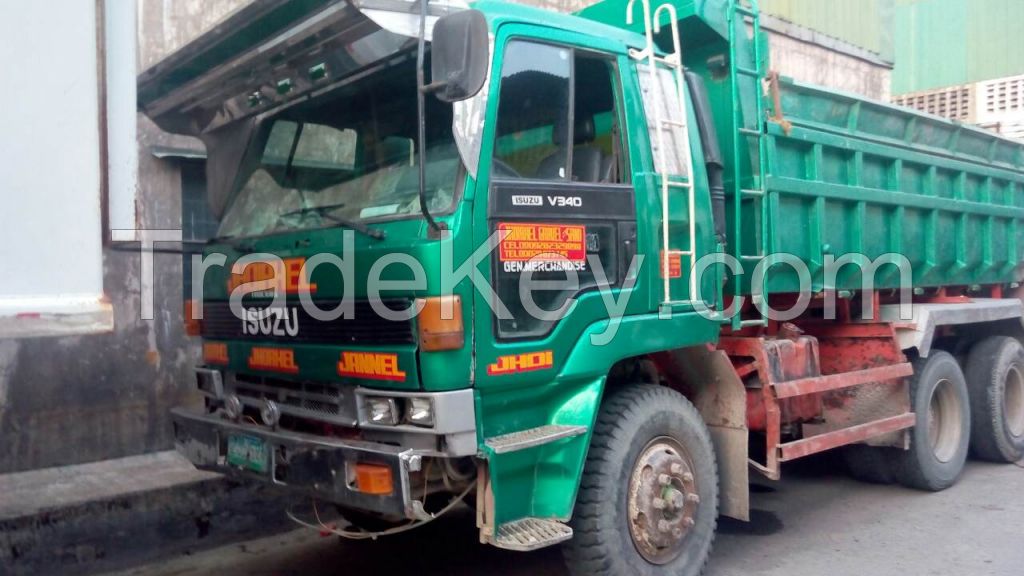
xmin=471 ymin=0 xmax=647 ymax=48
xmin=138 ymin=0 xmax=466 ymax=136
xmin=137 ymin=0 xmax=647 ymax=137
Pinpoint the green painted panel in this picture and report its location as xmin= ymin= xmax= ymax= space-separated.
xmin=760 ymin=0 xmax=894 ymax=59
xmin=894 ymin=0 xmax=1024 ymax=93
xmin=752 ymin=76 xmax=1024 ymax=294
xmin=739 ymin=0 xmax=1024 ymax=96
xmin=893 ymin=0 xmax=969 ymax=93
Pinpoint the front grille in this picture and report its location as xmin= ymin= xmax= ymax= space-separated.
xmin=200 ymin=299 xmax=415 ymax=345
xmin=227 ymin=373 xmax=358 ymax=426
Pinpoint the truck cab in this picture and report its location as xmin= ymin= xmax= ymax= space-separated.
xmin=148 ymin=0 xmax=723 ymax=538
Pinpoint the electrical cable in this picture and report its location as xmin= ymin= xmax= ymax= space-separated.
xmin=287 ymin=469 xmax=475 ymax=541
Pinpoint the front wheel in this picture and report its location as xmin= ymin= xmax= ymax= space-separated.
xmin=562 ymin=385 xmax=718 ymax=576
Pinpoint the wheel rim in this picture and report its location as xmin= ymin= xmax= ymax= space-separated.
xmin=927 ymin=378 xmax=963 ymax=463
xmin=627 ymin=436 xmax=700 ymax=565
xmin=1004 ymin=365 xmax=1024 ymax=438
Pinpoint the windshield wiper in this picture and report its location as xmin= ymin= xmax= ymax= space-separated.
xmin=279 ymin=204 xmax=385 ymax=240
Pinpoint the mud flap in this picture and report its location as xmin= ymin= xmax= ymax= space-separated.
xmin=676 ymin=347 xmax=750 ymax=521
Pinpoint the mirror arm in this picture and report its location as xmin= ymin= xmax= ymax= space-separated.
xmin=420 ymin=80 xmax=448 ymax=94
xmin=416 ymin=0 xmax=441 ymax=232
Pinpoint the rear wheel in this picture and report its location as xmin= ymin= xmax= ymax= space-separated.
xmin=965 ymin=336 xmax=1024 ymax=463
xmin=563 ymin=385 xmax=718 ymax=576
xmin=893 ymin=351 xmax=971 ymax=491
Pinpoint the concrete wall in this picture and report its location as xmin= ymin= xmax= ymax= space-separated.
xmin=0 ymin=0 xmax=246 ymax=475
xmin=763 ymin=17 xmax=892 ymax=101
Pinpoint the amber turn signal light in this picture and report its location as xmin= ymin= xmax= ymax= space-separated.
xmin=416 ymin=295 xmax=464 ymax=351
xmin=184 ymin=299 xmax=202 ymax=336
xmin=354 ymin=463 xmax=394 ymax=495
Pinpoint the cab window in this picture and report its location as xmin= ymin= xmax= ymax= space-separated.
xmin=492 ymin=42 xmax=626 ymax=184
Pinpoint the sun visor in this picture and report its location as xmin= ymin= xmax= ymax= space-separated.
xmin=138 ymin=0 xmax=466 ymax=137
xmin=357 ymin=0 xmax=468 ymax=41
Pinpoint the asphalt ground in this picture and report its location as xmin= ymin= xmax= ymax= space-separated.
xmin=106 ymin=457 xmax=1024 ymax=576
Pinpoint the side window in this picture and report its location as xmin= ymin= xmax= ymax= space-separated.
xmin=492 ymin=42 xmax=627 ymax=184
xmin=574 ymin=53 xmax=627 ymax=184
xmin=492 ymin=41 xmax=571 ymax=180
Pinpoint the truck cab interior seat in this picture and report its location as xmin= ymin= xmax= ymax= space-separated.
xmin=536 ymin=116 xmax=605 ymax=182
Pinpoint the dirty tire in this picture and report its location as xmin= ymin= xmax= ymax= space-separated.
xmin=965 ymin=336 xmax=1024 ymax=463
xmin=893 ymin=351 xmax=970 ymax=491
xmin=562 ymin=385 xmax=718 ymax=576
xmin=842 ymin=444 xmax=897 ymax=485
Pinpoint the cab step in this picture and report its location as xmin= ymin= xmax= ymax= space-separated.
xmin=484 ymin=425 xmax=587 ymax=454
xmin=486 ymin=517 xmax=574 ymax=551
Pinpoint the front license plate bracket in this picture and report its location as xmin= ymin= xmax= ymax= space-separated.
xmin=227 ymin=434 xmax=269 ymax=474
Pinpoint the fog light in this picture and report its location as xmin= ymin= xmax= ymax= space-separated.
xmin=260 ymin=399 xmax=281 ymax=427
xmin=405 ymin=396 xmax=434 ymax=427
xmin=224 ymin=395 xmax=243 ymax=420
xmin=366 ymin=397 xmax=399 ymax=425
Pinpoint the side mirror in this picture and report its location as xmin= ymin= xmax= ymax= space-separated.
xmin=429 ymin=9 xmax=488 ymax=103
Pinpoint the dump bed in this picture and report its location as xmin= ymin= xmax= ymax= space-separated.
xmin=754 ymin=77 xmax=1024 ymax=294
xmin=580 ymin=0 xmax=1024 ymax=297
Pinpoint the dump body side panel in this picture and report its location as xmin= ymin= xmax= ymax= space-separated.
xmin=754 ymin=78 xmax=1024 ymax=295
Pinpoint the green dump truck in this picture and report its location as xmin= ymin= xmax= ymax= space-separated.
xmin=140 ymin=0 xmax=1024 ymax=573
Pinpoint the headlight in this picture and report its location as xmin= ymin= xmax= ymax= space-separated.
xmin=365 ymin=397 xmax=399 ymax=425
xmin=405 ymin=396 xmax=434 ymax=427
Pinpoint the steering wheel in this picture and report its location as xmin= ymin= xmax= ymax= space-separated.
xmin=492 ymin=158 xmax=521 ymax=179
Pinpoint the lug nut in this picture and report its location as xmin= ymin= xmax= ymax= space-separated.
xmin=658 ymin=473 xmax=672 ymax=486
xmin=658 ymin=519 xmax=672 ymax=533
xmin=682 ymin=472 xmax=694 ymax=483
xmin=672 ymin=527 xmax=683 ymax=538
xmin=683 ymin=517 xmax=696 ymax=528
xmin=686 ymin=493 xmax=701 ymax=504
xmin=670 ymin=463 xmax=683 ymax=475
xmin=653 ymin=497 xmax=667 ymax=510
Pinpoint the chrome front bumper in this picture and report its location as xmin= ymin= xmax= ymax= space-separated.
xmin=172 ymin=408 xmax=434 ymax=520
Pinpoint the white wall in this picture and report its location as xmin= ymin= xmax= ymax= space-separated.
xmin=0 ymin=1 xmax=112 ymax=336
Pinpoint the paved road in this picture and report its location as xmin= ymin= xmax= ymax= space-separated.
xmin=108 ymin=459 xmax=1024 ymax=576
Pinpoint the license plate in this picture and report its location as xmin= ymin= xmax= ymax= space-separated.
xmin=227 ymin=435 xmax=268 ymax=474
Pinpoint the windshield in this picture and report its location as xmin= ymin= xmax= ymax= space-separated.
xmin=216 ymin=53 xmax=460 ymax=240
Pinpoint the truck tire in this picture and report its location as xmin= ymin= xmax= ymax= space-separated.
xmin=964 ymin=336 xmax=1024 ymax=463
xmin=842 ymin=445 xmax=896 ymax=484
xmin=893 ymin=351 xmax=971 ymax=491
xmin=563 ymin=385 xmax=718 ymax=576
